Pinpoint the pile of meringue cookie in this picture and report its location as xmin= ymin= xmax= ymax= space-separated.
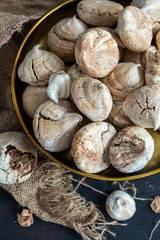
xmin=18 ymin=0 xmax=160 ymax=175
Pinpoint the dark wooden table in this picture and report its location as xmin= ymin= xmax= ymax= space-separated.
xmin=1 ymin=172 xmax=160 ymax=240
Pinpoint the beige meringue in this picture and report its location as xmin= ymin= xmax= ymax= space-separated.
xmin=47 ymin=71 xmax=71 ymax=104
xmin=47 ymin=16 xmax=88 ymax=62
xmin=67 ymin=63 xmax=90 ymax=81
xmin=33 ymin=100 xmax=82 ymax=152
xmin=71 ymin=122 xmax=116 ymax=173
xmin=150 ymin=196 xmax=160 ymax=213
xmin=131 ymin=0 xmax=160 ymax=22
xmin=145 ymin=48 xmax=160 ymax=85
xmin=156 ymin=31 xmax=160 ymax=50
xmin=22 ymin=85 xmax=48 ymax=118
xmin=77 ymin=0 xmax=123 ymax=27
xmin=108 ymin=101 xmax=132 ymax=129
xmin=109 ymin=126 xmax=154 ymax=173
xmin=55 ymin=15 xmax=88 ymax=42
xmin=18 ymin=44 xmax=65 ymax=86
xmin=106 ymin=190 xmax=136 ymax=221
xmin=116 ymin=6 xmax=152 ymax=52
xmin=71 ymin=77 xmax=113 ymax=121
xmin=123 ymin=85 xmax=160 ymax=131
xmin=75 ymin=28 xmax=119 ymax=78
xmin=102 ymin=63 xmax=145 ymax=101
xmin=17 ymin=209 xmax=33 ymax=227
xmin=100 ymin=27 xmax=125 ymax=61
xmin=141 ymin=45 xmax=157 ymax=69
xmin=0 ymin=132 xmax=37 ymax=184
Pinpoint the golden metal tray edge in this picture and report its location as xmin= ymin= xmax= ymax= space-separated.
xmin=11 ymin=0 xmax=160 ymax=181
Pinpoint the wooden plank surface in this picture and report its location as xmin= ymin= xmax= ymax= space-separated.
xmin=1 ymin=173 xmax=160 ymax=240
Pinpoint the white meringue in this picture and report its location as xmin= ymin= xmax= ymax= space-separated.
xmin=47 ymin=71 xmax=71 ymax=104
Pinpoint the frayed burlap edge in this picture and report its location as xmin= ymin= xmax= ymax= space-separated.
xmin=0 ymin=158 xmax=127 ymax=240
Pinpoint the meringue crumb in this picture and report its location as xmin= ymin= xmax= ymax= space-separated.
xmin=150 ymin=196 xmax=160 ymax=213
xmin=17 ymin=209 xmax=33 ymax=227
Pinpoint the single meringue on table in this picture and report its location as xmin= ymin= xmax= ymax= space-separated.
xmin=47 ymin=71 xmax=71 ymax=104
xmin=18 ymin=44 xmax=65 ymax=86
xmin=109 ymin=126 xmax=154 ymax=173
xmin=106 ymin=190 xmax=136 ymax=221
xmin=71 ymin=122 xmax=117 ymax=174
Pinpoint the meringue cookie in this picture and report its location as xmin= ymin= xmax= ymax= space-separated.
xmin=71 ymin=77 xmax=113 ymax=121
xmin=47 ymin=71 xmax=71 ymax=104
xmin=109 ymin=126 xmax=154 ymax=173
xmin=106 ymin=190 xmax=136 ymax=221
xmin=116 ymin=6 xmax=152 ymax=52
xmin=77 ymin=0 xmax=123 ymax=27
xmin=75 ymin=28 xmax=119 ymax=78
xmin=47 ymin=16 xmax=88 ymax=62
xmin=108 ymin=101 xmax=132 ymax=129
xmin=33 ymin=100 xmax=82 ymax=152
xmin=131 ymin=0 xmax=160 ymax=22
xmin=67 ymin=63 xmax=90 ymax=82
xmin=71 ymin=122 xmax=117 ymax=173
xmin=145 ymin=48 xmax=160 ymax=85
xmin=0 ymin=132 xmax=37 ymax=184
xmin=123 ymin=85 xmax=160 ymax=131
xmin=102 ymin=63 xmax=145 ymax=101
xmin=18 ymin=44 xmax=65 ymax=86
xmin=22 ymin=85 xmax=48 ymax=118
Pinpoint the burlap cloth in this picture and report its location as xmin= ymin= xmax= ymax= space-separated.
xmin=0 ymin=1 xmax=123 ymax=239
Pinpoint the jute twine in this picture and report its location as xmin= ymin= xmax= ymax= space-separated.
xmin=0 ymin=156 xmax=126 ymax=240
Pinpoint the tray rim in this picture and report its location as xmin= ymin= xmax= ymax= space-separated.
xmin=11 ymin=0 xmax=160 ymax=181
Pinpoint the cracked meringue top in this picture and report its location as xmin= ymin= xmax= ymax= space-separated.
xmin=102 ymin=62 xmax=145 ymax=101
xmin=116 ymin=6 xmax=152 ymax=52
xmin=106 ymin=190 xmax=136 ymax=221
xmin=77 ymin=0 xmax=124 ymax=27
xmin=33 ymin=100 xmax=82 ymax=152
xmin=0 ymin=131 xmax=37 ymax=184
xmin=71 ymin=77 xmax=113 ymax=121
xmin=18 ymin=44 xmax=65 ymax=86
xmin=75 ymin=28 xmax=119 ymax=78
xmin=71 ymin=122 xmax=117 ymax=173
xmin=109 ymin=126 xmax=154 ymax=173
xmin=123 ymin=85 xmax=160 ymax=131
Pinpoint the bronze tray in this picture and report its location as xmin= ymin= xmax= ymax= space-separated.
xmin=11 ymin=0 xmax=160 ymax=181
